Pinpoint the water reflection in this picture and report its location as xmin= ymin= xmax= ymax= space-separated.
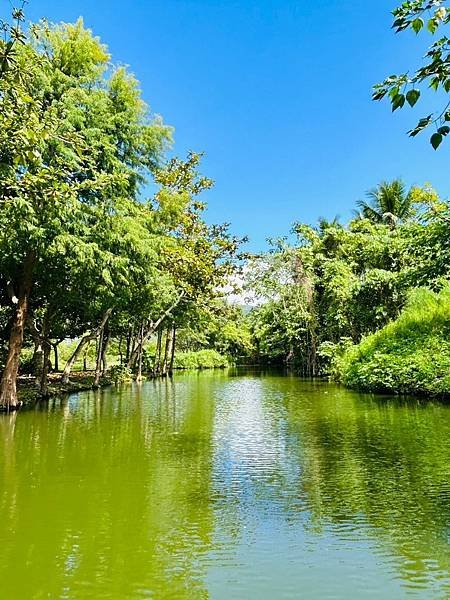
xmin=0 ymin=371 xmax=448 ymax=599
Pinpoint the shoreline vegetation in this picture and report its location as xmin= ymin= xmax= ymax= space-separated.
xmin=0 ymin=15 xmax=244 ymax=411
xmin=11 ymin=347 xmax=233 ymax=410
xmin=336 ymin=287 xmax=450 ymax=398
xmin=1 ymin=5 xmax=450 ymax=410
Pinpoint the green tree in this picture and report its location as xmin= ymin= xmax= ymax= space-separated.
xmin=356 ymin=179 xmax=415 ymax=227
xmin=0 ymin=19 xmax=171 ymax=408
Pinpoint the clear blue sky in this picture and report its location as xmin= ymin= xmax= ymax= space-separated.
xmin=26 ymin=0 xmax=449 ymax=251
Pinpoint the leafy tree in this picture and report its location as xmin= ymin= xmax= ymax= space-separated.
xmin=373 ymin=1 xmax=450 ymax=148
xmin=0 ymin=3 xmax=26 ymax=78
xmin=355 ymin=179 xmax=415 ymax=227
xmin=0 ymin=19 xmax=171 ymax=407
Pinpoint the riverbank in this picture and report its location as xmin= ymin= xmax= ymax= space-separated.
xmin=336 ymin=287 xmax=450 ymax=398
xmin=16 ymin=372 xmax=113 ymax=408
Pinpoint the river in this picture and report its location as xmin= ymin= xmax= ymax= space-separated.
xmin=0 ymin=369 xmax=449 ymax=599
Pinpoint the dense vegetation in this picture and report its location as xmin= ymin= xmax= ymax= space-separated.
xmin=242 ymin=0 xmax=450 ymax=396
xmin=1 ymin=1 xmax=450 ymax=408
xmin=246 ymin=181 xmax=450 ymax=396
xmin=0 ymin=14 xmax=244 ymax=409
xmin=337 ymin=286 xmax=450 ymax=395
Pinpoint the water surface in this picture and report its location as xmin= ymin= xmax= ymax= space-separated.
xmin=0 ymin=370 xmax=449 ymax=599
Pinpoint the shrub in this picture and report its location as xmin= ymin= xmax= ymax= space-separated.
xmin=109 ymin=365 xmax=133 ymax=383
xmin=337 ymin=285 xmax=450 ymax=396
xmin=19 ymin=347 xmax=35 ymax=374
xmin=173 ymin=349 xmax=229 ymax=370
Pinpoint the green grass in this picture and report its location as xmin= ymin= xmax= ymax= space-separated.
xmin=338 ymin=285 xmax=450 ymax=396
xmin=173 ymin=349 xmax=229 ymax=370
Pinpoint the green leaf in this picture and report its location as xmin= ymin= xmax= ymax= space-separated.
xmin=430 ymin=132 xmax=443 ymax=150
xmin=427 ymin=18 xmax=438 ymax=34
xmin=430 ymin=77 xmax=440 ymax=91
xmin=392 ymin=93 xmax=405 ymax=111
xmin=406 ymin=89 xmax=420 ymax=107
xmin=372 ymin=88 xmax=387 ymax=101
xmin=412 ymin=18 xmax=424 ymax=34
xmin=437 ymin=125 xmax=450 ymax=136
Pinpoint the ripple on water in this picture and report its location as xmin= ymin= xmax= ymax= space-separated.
xmin=0 ymin=372 xmax=449 ymax=599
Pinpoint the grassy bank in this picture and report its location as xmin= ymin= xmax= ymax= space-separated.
xmin=173 ymin=349 xmax=229 ymax=370
xmin=337 ymin=286 xmax=450 ymax=397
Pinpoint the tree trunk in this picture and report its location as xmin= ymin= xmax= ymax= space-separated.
xmin=94 ymin=328 xmax=104 ymax=387
xmin=153 ymin=328 xmax=162 ymax=376
xmin=39 ymin=337 xmax=51 ymax=397
xmin=136 ymin=324 xmax=144 ymax=381
xmin=0 ymin=252 xmax=36 ymax=410
xmin=83 ymin=344 xmax=89 ymax=372
xmin=38 ymin=311 xmax=52 ymax=397
xmin=101 ymin=324 xmax=109 ymax=375
xmin=52 ymin=342 xmax=60 ymax=373
xmin=118 ymin=335 xmax=123 ymax=366
xmin=33 ymin=340 xmax=44 ymax=385
xmin=127 ymin=292 xmax=185 ymax=369
xmin=162 ymin=326 xmax=174 ymax=376
xmin=61 ymin=309 xmax=112 ymax=384
xmin=62 ymin=336 xmax=89 ymax=384
xmin=169 ymin=326 xmax=176 ymax=375
xmin=125 ymin=325 xmax=133 ymax=363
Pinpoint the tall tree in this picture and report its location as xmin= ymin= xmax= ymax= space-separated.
xmin=0 ymin=19 xmax=171 ymax=408
xmin=356 ymin=179 xmax=415 ymax=227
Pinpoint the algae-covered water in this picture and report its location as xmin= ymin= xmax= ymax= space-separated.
xmin=0 ymin=369 xmax=449 ymax=599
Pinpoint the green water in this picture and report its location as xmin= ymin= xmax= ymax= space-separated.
xmin=0 ymin=370 xmax=450 ymax=599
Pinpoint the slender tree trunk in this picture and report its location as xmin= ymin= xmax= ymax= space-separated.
xmin=136 ymin=324 xmax=144 ymax=381
xmin=161 ymin=328 xmax=169 ymax=376
xmin=33 ymin=340 xmax=44 ymax=385
xmin=0 ymin=252 xmax=36 ymax=410
xmin=154 ymin=328 xmax=162 ymax=376
xmin=39 ymin=337 xmax=51 ymax=397
xmin=52 ymin=342 xmax=60 ymax=373
xmin=162 ymin=326 xmax=174 ymax=376
xmin=127 ymin=292 xmax=185 ymax=369
xmin=62 ymin=336 xmax=90 ymax=384
xmin=169 ymin=326 xmax=176 ymax=375
xmin=125 ymin=325 xmax=133 ymax=364
xmin=94 ymin=328 xmax=104 ymax=387
xmin=118 ymin=335 xmax=123 ymax=366
xmin=101 ymin=324 xmax=109 ymax=375
xmin=61 ymin=309 xmax=112 ymax=384
xmin=38 ymin=311 xmax=52 ymax=397
xmin=83 ymin=345 xmax=88 ymax=372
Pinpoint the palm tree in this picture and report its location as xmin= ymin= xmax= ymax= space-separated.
xmin=356 ymin=179 xmax=414 ymax=227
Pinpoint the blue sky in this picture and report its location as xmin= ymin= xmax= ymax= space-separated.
xmin=26 ymin=0 xmax=449 ymax=251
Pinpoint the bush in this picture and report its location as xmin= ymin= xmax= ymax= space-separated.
xmin=173 ymin=349 xmax=229 ymax=370
xmin=109 ymin=365 xmax=133 ymax=383
xmin=337 ymin=285 xmax=450 ymax=396
xmin=19 ymin=347 xmax=35 ymax=374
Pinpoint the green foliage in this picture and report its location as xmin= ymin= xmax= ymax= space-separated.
xmin=374 ymin=1 xmax=450 ymax=148
xmin=0 ymin=14 xmax=243 ymax=404
xmin=246 ymin=184 xmax=450 ymax=388
xmin=355 ymin=179 xmax=416 ymax=227
xmin=109 ymin=365 xmax=133 ymax=384
xmin=173 ymin=349 xmax=229 ymax=370
xmin=338 ymin=286 xmax=450 ymax=396
xmin=19 ymin=347 xmax=35 ymax=374
xmin=247 ymin=214 xmax=409 ymax=373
